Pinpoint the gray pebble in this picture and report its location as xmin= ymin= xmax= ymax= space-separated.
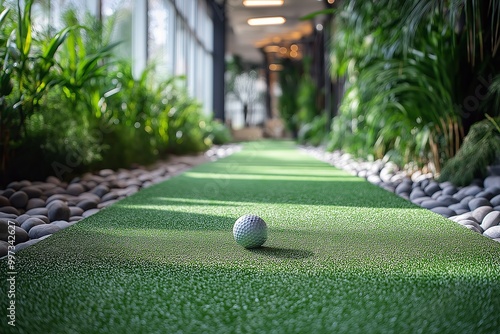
xmin=430 ymin=207 xmax=456 ymax=217
xmin=464 ymin=185 xmax=483 ymax=196
xmin=51 ymin=220 xmax=72 ymax=230
xmin=0 ymin=218 xmax=20 ymax=227
xmin=2 ymin=189 xmax=15 ymax=198
xmin=20 ymin=186 xmax=43 ymax=198
xmin=77 ymin=199 xmax=98 ymax=211
xmin=0 ymin=206 xmax=20 ymax=215
xmin=411 ymin=197 xmax=431 ymax=205
xmin=465 ymin=224 xmax=483 ymax=233
xmin=43 ymin=186 xmax=66 ymax=196
xmin=46 ymin=176 xmax=62 ymax=185
xmin=67 ymin=183 xmax=85 ymax=196
xmin=21 ymin=218 xmax=46 ymax=232
xmin=431 ymin=190 xmax=443 ymax=199
xmin=449 ymin=212 xmax=474 ymax=222
xmin=435 ymin=195 xmax=459 ymax=206
xmin=0 ymin=196 xmax=10 ymax=207
xmin=28 ymin=224 xmax=61 ymax=239
xmin=6 ymin=181 xmax=21 ymax=190
xmin=490 ymin=195 xmax=500 ymax=207
xmin=31 ymin=215 xmax=49 ymax=224
xmin=47 ymin=201 xmax=70 ymax=222
xmin=421 ymin=200 xmax=443 ymax=209
xmin=78 ymin=192 xmax=100 ymax=203
xmin=0 ymin=213 xmax=18 ymax=219
xmin=25 ymin=207 xmax=48 ymax=216
xmin=458 ymin=220 xmax=483 ymax=232
xmin=484 ymin=175 xmax=500 ymax=189
xmin=69 ymin=206 xmax=84 ymax=217
xmin=472 ymin=206 xmax=494 ymax=222
xmin=475 ymin=190 xmax=495 ymax=200
xmin=82 ymin=208 xmax=99 ymax=217
xmin=441 ymin=185 xmax=458 ymax=196
xmin=91 ymin=185 xmax=110 ymax=198
xmin=424 ymin=182 xmax=441 ymax=196
xmin=483 ymin=226 xmax=500 ymax=239
xmin=0 ymin=221 xmax=29 ymax=244
xmin=410 ymin=188 xmax=426 ymax=200
xmin=468 ymin=198 xmax=491 ymax=211
xmin=15 ymin=214 xmax=31 ymax=224
xmin=101 ymin=191 xmax=119 ymax=202
xmin=26 ymin=198 xmax=45 ymax=210
xmin=480 ymin=211 xmax=500 ymax=230
xmin=98 ymin=199 xmax=118 ymax=208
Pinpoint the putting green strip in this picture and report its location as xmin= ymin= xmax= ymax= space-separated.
xmin=1 ymin=140 xmax=500 ymax=333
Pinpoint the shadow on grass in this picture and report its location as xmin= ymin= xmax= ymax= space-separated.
xmin=248 ymin=246 xmax=314 ymax=259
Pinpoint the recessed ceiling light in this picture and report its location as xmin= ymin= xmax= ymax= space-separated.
xmin=247 ymin=16 xmax=286 ymax=26
xmin=264 ymin=45 xmax=281 ymax=52
xmin=269 ymin=64 xmax=283 ymax=71
xmin=243 ymin=0 xmax=284 ymax=7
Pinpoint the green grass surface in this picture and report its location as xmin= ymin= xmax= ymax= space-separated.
xmin=1 ymin=140 xmax=500 ymax=333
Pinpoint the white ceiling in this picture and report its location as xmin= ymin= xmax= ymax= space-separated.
xmin=225 ymin=0 xmax=326 ymax=63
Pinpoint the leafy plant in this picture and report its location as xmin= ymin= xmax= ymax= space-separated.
xmin=439 ymin=116 xmax=500 ymax=186
xmin=327 ymin=0 xmax=464 ymax=171
xmin=278 ymin=58 xmax=302 ymax=137
xmin=1 ymin=0 xmax=72 ymax=183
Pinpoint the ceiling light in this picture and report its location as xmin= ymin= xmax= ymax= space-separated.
xmin=269 ymin=64 xmax=283 ymax=71
xmin=264 ymin=45 xmax=280 ymax=52
xmin=243 ymin=0 xmax=284 ymax=6
xmin=247 ymin=17 xmax=286 ymax=26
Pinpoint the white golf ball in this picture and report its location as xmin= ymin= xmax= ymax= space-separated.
xmin=233 ymin=214 xmax=267 ymax=249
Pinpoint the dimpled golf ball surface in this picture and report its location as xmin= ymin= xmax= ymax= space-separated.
xmin=233 ymin=214 xmax=267 ymax=249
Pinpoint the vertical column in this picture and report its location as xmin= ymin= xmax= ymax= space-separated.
xmin=211 ymin=0 xmax=226 ymax=122
xmin=132 ymin=0 xmax=148 ymax=78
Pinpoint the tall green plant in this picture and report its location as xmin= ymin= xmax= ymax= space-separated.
xmin=0 ymin=0 xmax=71 ymax=182
xmin=328 ymin=0 xmax=463 ymax=171
xmin=278 ymin=58 xmax=302 ymax=136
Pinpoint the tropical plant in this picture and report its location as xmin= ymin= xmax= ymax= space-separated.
xmin=439 ymin=116 xmax=500 ymax=186
xmin=278 ymin=58 xmax=302 ymax=137
xmin=327 ymin=0 xmax=467 ymax=171
xmin=0 ymin=0 xmax=72 ymax=183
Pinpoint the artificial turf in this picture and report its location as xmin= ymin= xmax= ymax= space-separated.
xmin=1 ymin=140 xmax=500 ymax=333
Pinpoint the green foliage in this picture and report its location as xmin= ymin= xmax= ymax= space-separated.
xmin=297 ymin=114 xmax=327 ymax=146
xmin=327 ymin=0 xmax=463 ymax=171
xmin=204 ymin=119 xmax=232 ymax=145
xmin=0 ymin=1 xmax=228 ymax=183
xmin=279 ymin=57 xmax=323 ymax=141
xmin=0 ymin=0 xmax=74 ymax=182
xmin=439 ymin=117 xmax=500 ymax=186
xmin=278 ymin=58 xmax=301 ymax=136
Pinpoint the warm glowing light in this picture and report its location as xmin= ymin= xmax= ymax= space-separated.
xmin=247 ymin=17 xmax=286 ymax=26
xmin=243 ymin=0 xmax=284 ymax=6
xmin=327 ymin=0 xmax=335 ymax=3
xmin=279 ymin=47 xmax=287 ymax=54
xmin=264 ymin=45 xmax=280 ymax=52
xmin=290 ymin=50 xmax=298 ymax=58
xmin=290 ymin=44 xmax=298 ymax=52
xmin=269 ymin=64 xmax=283 ymax=71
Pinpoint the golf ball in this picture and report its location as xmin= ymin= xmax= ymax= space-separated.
xmin=233 ymin=214 xmax=267 ymax=249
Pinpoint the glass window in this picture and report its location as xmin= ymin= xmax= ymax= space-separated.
xmin=148 ymin=0 xmax=172 ymax=78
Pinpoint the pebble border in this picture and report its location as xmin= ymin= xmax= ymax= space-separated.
xmin=0 ymin=145 xmax=242 ymax=257
xmin=302 ymin=146 xmax=500 ymax=243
